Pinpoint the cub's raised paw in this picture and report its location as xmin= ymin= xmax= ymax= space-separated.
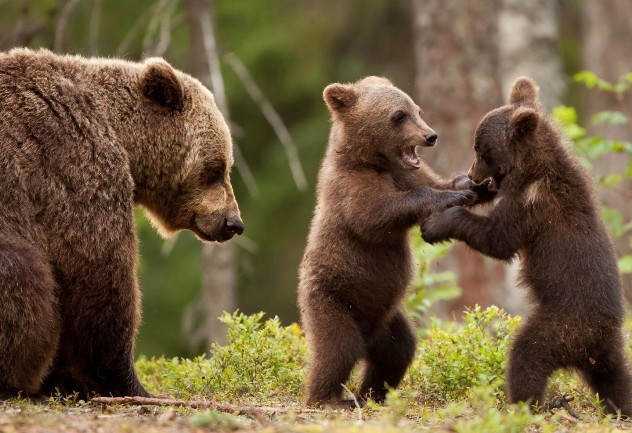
xmin=451 ymin=172 xmax=473 ymax=190
xmin=442 ymin=190 xmax=477 ymax=209
xmin=421 ymin=206 xmax=464 ymax=244
xmin=470 ymin=177 xmax=497 ymax=204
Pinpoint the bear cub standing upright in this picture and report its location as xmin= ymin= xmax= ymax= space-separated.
xmin=298 ymin=76 xmax=482 ymax=406
xmin=0 ymin=48 xmax=243 ymax=399
xmin=422 ymin=76 xmax=632 ymax=415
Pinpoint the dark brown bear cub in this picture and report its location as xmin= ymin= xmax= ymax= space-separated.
xmin=422 ymin=76 xmax=632 ymax=415
xmin=298 ymin=76 xmax=479 ymax=406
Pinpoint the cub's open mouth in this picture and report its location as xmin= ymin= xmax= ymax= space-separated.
xmin=402 ymin=145 xmax=422 ymax=169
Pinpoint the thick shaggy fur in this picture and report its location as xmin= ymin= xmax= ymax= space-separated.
xmin=0 ymin=48 xmax=243 ymax=398
xmin=422 ymin=76 xmax=632 ymax=415
xmin=298 ymin=76 xmax=478 ymax=406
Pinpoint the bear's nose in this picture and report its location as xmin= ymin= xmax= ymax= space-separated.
xmin=425 ymin=132 xmax=438 ymax=146
xmin=224 ymin=216 xmax=245 ymax=236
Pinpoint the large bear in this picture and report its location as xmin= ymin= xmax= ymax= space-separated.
xmin=0 ymin=48 xmax=243 ymax=398
xmin=298 ymin=76 xmax=483 ymax=407
xmin=422 ymin=77 xmax=632 ymax=415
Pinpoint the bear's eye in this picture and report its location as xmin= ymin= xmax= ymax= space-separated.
xmin=201 ymin=164 xmax=225 ymax=186
xmin=392 ymin=110 xmax=407 ymax=124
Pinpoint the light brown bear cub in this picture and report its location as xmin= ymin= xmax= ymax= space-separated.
xmin=298 ymin=76 xmax=481 ymax=406
xmin=0 ymin=48 xmax=243 ymax=399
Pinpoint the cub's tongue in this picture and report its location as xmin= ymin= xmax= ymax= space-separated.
xmin=402 ymin=145 xmax=422 ymax=168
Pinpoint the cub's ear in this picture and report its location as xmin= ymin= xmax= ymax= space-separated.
xmin=140 ymin=58 xmax=184 ymax=111
xmin=509 ymin=76 xmax=539 ymax=106
xmin=323 ymin=83 xmax=358 ymax=114
xmin=510 ymin=106 xmax=539 ymax=137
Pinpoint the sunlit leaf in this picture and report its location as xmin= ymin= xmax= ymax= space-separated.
xmin=573 ymin=70 xmax=614 ymax=91
xmin=602 ymin=207 xmax=625 ymax=238
xmin=618 ymin=256 xmax=632 ymax=274
xmin=573 ymin=71 xmax=599 ymax=88
xmin=591 ymin=111 xmax=628 ymax=125
xmin=598 ymin=173 xmax=622 ymax=187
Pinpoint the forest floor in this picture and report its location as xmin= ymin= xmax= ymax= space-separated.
xmin=2 ymin=395 xmax=632 ymax=433
xmin=3 ymin=308 xmax=632 ymax=432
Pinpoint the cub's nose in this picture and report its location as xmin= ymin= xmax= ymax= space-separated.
xmin=224 ymin=216 xmax=245 ymax=236
xmin=425 ymin=132 xmax=438 ymax=146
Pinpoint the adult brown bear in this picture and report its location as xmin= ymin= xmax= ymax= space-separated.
xmin=0 ymin=48 xmax=243 ymax=398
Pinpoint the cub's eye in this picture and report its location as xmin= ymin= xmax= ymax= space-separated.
xmin=392 ymin=110 xmax=407 ymax=124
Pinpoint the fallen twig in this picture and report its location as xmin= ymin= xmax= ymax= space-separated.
xmin=91 ymin=396 xmax=320 ymax=425
xmin=341 ymin=384 xmax=363 ymax=422
xmin=543 ymin=395 xmax=581 ymax=420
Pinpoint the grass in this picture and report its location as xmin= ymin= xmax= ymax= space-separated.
xmin=2 ymin=307 xmax=632 ymax=432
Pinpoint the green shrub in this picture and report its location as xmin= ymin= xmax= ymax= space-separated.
xmin=137 ymin=311 xmax=306 ymax=402
xmin=404 ymin=305 xmax=520 ymax=404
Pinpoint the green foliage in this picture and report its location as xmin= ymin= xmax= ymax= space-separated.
xmin=553 ymin=71 xmax=632 ymax=275
xmin=573 ymin=71 xmax=632 ymax=95
xmin=441 ymin=385 xmax=545 ymax=433
xmin=137 ymin=311 xmax=305 ymax=402
xmin=405 ymin=306 xmax=520 ymax=404
xmin=406 ymin=235 xmax=461 ymax=326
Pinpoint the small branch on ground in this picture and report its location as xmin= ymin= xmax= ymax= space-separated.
xmin=341 ymin=384 xmax=363 ymax=422
xmin=543 ymin=395 xmax=581 ymax=420
xmin=91 ymin=396 xmax=321 ymax=425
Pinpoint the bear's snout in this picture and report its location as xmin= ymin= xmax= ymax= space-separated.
xmin=223 ymin=215 xmax=245 ymax=237
xmin=424 ymin=132 xmax=438 ymax=146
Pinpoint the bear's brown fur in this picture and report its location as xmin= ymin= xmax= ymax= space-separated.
xmin=0 ymin=48 xmax=243 ymax=398
xmin=298 ymin=76 xmax=480 ymax=406
xmin=422 ymin=77 xmax=632 ymax=415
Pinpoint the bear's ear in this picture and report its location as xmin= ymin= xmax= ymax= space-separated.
xmin=323 ymin=83 xmax=358 ymax=114
xmin=509 ymin=76 xmax=539 ymax=106
xmin=140 ymin=58 xmax=184 ymax=111
xmin=509 ymin=106 xmax=539 ymax=138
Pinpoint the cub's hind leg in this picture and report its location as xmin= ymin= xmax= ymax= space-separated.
xmin=0 ymin=234 xmax=60 ymax=398
xmin=360 ymin=310 xmax=416 ymax=403
xmin=578 ymin=331 xmax=632 ymax=416
xmin=301 ymin=292 xmax=365 ymax=406
xmin=506 ymin=314 xmax=562 ymax=410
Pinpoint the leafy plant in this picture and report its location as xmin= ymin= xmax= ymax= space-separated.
xmin=404 ymin=305 xmax=520 ymax=404
xmin=441 ymin=384 xmax=545 ymax=433
xmin=406 ymin=234 xmax=461 ymax=327
xmin=137 ymin=311 xmax=306 ymax=403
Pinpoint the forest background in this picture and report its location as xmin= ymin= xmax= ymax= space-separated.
xmin=1 ymin=0 xmax=631 ymax=359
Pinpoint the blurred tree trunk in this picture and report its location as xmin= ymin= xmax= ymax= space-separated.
xmin=580 ymin=0 xmax=632 ymax=302
xmin=496 ymin=0 xmax=564 ymax=312
xmin=184 ymin=0 xmax=235 ymax=350
xmin=498 ymin=0 xmax=564 ymax=110
xmin=412 ymin=0 xmax=563 ymax=316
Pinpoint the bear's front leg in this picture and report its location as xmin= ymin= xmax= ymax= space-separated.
xmin=421 ymin=206 xmax=467 ymax=244
xmin=422 ymin=206 xmax=522 ymax=261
